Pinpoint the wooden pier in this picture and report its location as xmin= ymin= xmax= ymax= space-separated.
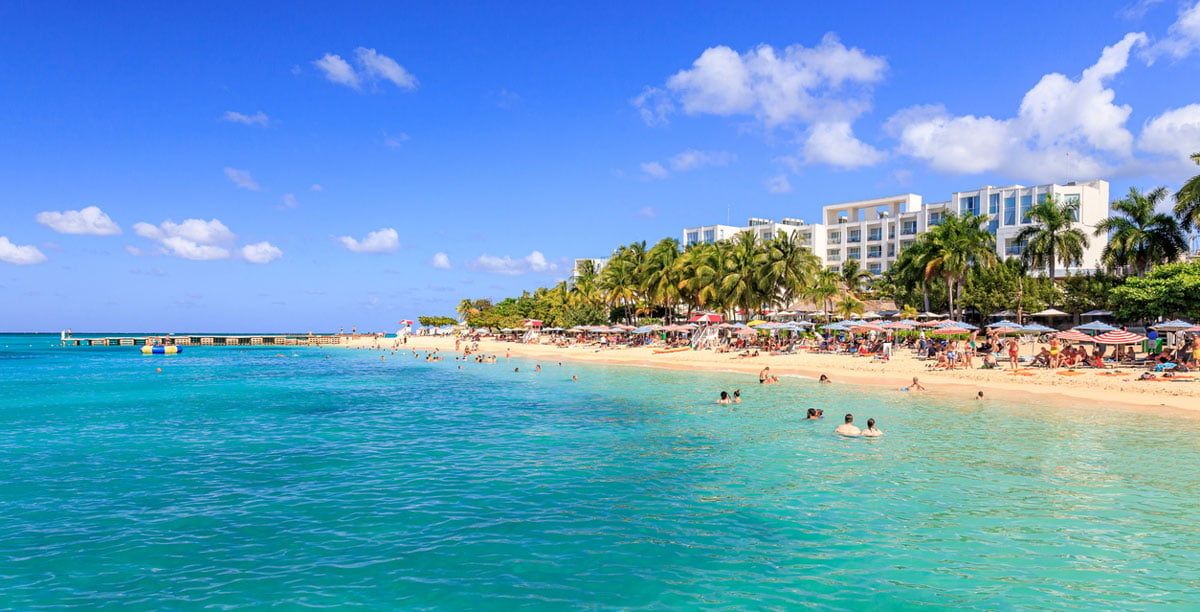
xmin=61 ymin=334 xmax=351 ymax=347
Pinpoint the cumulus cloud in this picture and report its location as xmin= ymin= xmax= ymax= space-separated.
xmin=641 ymin=161 xmax=669 ymax=179
xmin=431 ymin=252 xmax=452 ymax=269
xmin=802 ymin=121 xmax=886 ymax=168
xmin=224 ymin=167 xmax=261 ymax=191
xmin=634 ymin=34 xmax=887 ymax=169
xmin=241 ymin=241 xmax=283 ymax=264
xmin=1145 ymin=1 xmax=1200 ymax=61
xmin=887 ymin=33 xmax=1147 ymax=181
xmin=35 ymin=205 xmax=121 ymax=235
xmin=313 ymin=48 xmax=417 ymax=91
xmin=470 ymin=251 xmax=558 ymax=275
xmin=133 ymin=218 xmax=235 ymax=261
xmin=0 ymin=237 xmax=47 ymax=265
xmin=765 ymin=174 xmax=792 ymax=194
xmin=339 ymin=228 xmax=400 ymax=254
xmin=1139 ymin=103 xmax=1200 ymax=160
xmin=280 ymin=193 xmax=300 ymax=209
xmin=221 ymin=111 xmax=269 ymax=126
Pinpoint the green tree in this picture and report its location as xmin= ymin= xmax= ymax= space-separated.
xmin=1059 ymin=271 xmax=1121 ymax=318
xmin=644 ymin=237 xmax=683 ymax=323
xmin=1096 ymin=186 xmax=1188 ymax=276
xmin=1014 ymin=194 xmax=1090 ymax=281
xmin=1174 ymin=152 xmax=1200 ymax=233
xmin=418 ymin=316 xmax=458 ymax=328
xmin=834 ymin=294 xmax=864 ymax=319
xmin=720 ymin=231 xmax=768 ymax=320
xmin=838 ymin=258 xmax=872 ymax=296
xmin=1109 ymin=261 xmax=1200 ymax=322
xmin=761 ymin=230 xmax=819 ymax=312
xmin=920 ymin=213 xmax=996 ymax=319
xmin=807 ymin=268 xmax=841 ymax=317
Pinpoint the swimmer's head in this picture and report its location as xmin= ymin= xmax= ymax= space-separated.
xmin=867 ymin=418 xmax=875 ymax=428
xmin=720 ymin=391 xmax=729 ymax=400
xmin=977 ymin=391 xmax=984 ymax=399
xmin=819 ymin=374 xmax=828 ymax=382
xmin=844 ymin=413 xmax=853 ymax=423
xmin=807 ymin=408 xmax=816 ymax=417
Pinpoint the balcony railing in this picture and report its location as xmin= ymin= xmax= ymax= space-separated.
xmin=847 ymin=237 xmax=862 ymax=243
xmin=900 ymin=227 xmax=917 ymax=235
xmin=1005 ymin=246 xmax=1024 ymax=257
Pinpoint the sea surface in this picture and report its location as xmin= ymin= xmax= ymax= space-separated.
xmin=2 ymin=333 xmax=1199 ymax=609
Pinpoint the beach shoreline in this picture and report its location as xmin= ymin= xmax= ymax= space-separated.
xmin=348 ymin=335 xmax=1200 ymax=414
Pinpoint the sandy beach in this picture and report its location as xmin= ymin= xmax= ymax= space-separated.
xmin=346 ymin=335 xmax=1200 ymax=414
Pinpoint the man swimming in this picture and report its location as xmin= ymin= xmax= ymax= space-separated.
xmin=901 ymin=376 xmax=926 ymax=391
xmin=834 ymin=413 xmax=861 ymax=437
xmin=717 ymin=391 xmax=732 ymax=404
xmin=862 ymin=418 xmax=882 ymax=437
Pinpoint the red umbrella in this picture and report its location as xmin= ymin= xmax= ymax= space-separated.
xmin=399 ymin=320 xmax=413 ymax=325
xmin=851 ymin=324 xmax=887 ymax=333
xmin=688 ymin=313 xmax=724 ymax=324
xmin=1056 ymin=330 xmax=1095 ymax=343
xmin=880 ymin=321 xmax=914 ymax=330
xmin=932 ymin=326 xmax=969 ymax=335
xmin=1093 ymin=330 xmax=1147 ymax=345
xmin=522 ymin=319 xmax=543 ymax=327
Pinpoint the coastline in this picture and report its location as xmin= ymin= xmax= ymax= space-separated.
xmin=347 ymin=335 xmax=1200 ymax=414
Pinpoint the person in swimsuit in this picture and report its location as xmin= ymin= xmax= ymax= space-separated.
xmin=1007 ymin=337 xmax=1019 ymax=370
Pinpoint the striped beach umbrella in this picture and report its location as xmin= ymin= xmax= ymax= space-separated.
xmin=931 ymin=326 xmax=969 ymax=335
xmin=1093 ymin=330 xmax=1147 ymax=345
xmin=1056 ymin=330 xmax=1095 ymax=343
xmin=687 ymin=313 xmax=723 ymax=324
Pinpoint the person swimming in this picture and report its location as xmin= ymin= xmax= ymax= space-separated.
xmin=818 ymin=374 xmax=830 ymax=383
xmin=732 ymin=389 xmax=742 ymax=404
xmin=759 ymin=367 xmax=771 ymax=384
xmin=835 ymin=413 xmax=861 ymax=437
xmin=976 ymin=391 xmax=984 ymax=400
xmin=862 ymin=418 xmax=882 ymax=437
xmin=717 ymin=391 xmax=731 ymax=404
xmin=900 ymin=376 xmax=926 ymax=391
xmin=571 ymin=375 xmax=578 ymax=381
xmin=806 ymin=408 xmax=820 ymax=420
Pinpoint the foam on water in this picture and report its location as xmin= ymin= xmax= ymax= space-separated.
xmin=2 ymin=335 xmax=1199 ymax=608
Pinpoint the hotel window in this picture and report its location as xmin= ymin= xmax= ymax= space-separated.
xmin=1004 ymin=196 xmax=1016 ymax=225
xmin=868 ymin=228 xmax=882 ymax=241
xmin=828 ymin=231 xmax=841 ymax=244
xmin=868 ymin=263 xmax=882 ymax=274
xmin=989 ymin=193 xmax=1000 ymax=215
xmin=901 ymin=221 xmax=917 ymax=235
xmin=827 ymin=249 xmax=841 ymax=261
xmin=847 ymin=247 xmax=861 ymax=260
xmin=867 ymin=245 xmax=882 ymax=258
xmin=929 ymin=212 xmax=942 ymax=226
xmin=887 ymin=244 xmax=896 ymax=257
xmin=901 ymin=240 xmax=914 ymax=250
xmin=1020 ymin=195 xmax=1033 ymax=222
xmin=761 ymin=231 xmax=773 ymax=241
xmin=828 ymin=265 xmax=840 ymax=273
xmin=848 ymin=229 xmax=862 ymax=243
xmin=703 ymin=229 xmax=715 ymax=243
xmin=1006 ymin=239 xmax=1026 ymax=257
xmin=888 ymin=224 xmax=896 ymax=239
xmin=1064 ymin=194 xmax=1081 ymax=221
xmin=961 ymin=195 xmax=979 ymax=216
xmin=686 ymin=231 xmax=699 ymax=246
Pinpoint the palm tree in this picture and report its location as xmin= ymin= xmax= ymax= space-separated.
xmin=1174 ymin=152 xmax=1200 ymax=252
xmin=600 ymin=245 xmax=640 ymax=322
xmin=889 ymin=239 xmax=934 ymax=312
xmin=644 ymin=237 xmax=682 ymax=323
xmin=834 ymin=294 xmax=864 ymax=320
xmin=921 ymin=213 xmax=996 ymax=320
xmin=808 ymin=268 xmax=841 ymax=318
xmin=1014 ymin=194 xmax=1090 ymax=281
xmin=720 ymin=231 xmax=767 ymax=320
xmin=839 ymin=258 xmax=871 ymax=296
xmin=677 ymin=241 xmax=724 ymax=314
xmin=761 ymin=231 xmax=819 ymax=312
xmin=569 ymin=260 xmax=602 ymax=309
xmin=1095 ymin=187 xmax=1187 ymax=276
xmin=456 ymin=298 xmax=475 ymax=321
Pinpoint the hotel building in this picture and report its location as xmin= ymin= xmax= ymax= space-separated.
xmin=679 ymin=179 xmax=1110 ymax=278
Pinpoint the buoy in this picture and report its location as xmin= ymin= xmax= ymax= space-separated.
xmin=141 ymin=345 xmax=181 ymax=355
xmin=156 ymin=367 xmax=162 ymax=373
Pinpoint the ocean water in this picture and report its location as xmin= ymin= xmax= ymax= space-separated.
xmin=2 ymin=334 xmax=1199 ymax=609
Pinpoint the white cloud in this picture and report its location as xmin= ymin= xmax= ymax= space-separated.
xmin=35 ymin=205 xmax=121 ymax=235
xmin=470 ymin=251 xmax=558 ymax=275
xmin=636 ymin=206 xmax=657 ymax=219
xmin=133 ymin=218 xmax=235 ymax=261
xmin=431 ymin=252 xmax=452 ymax=269
xmin=384 ymin=132 xmax=410 ymax=148
xmin=355 ymin=47 xmax=418 ymax=89
xmin=1138 ymin=103 xmax=1200 ymax=172
xmin=0 ymin=237 xmax=47 ymax=265
xmin=241 ymin=241 xmax=283 ymax=264
xmin=280 ymin=193 xmax=300 ymax=209
xmin=310 ymin=184 xmax=323 ymax=192
xmin=124 ymin=244 xmax=143 ymax=256
xmin=1121 ymin=0 xmax=1166 ymax=20
xmin=313 ymin=48 xmax=417 ymax=92
xmin=641 ymin=161 xmax=668 ymax=179
xmin=668 ymin=149 xmax=733 ymax=171
xmin=339 ymin=228 xmax=400 ymax=253
xmin=221 ymin=111 xmax=269 ymax=126
xmin=765 ymin=174 xmax=792 ymax=194
xmin=636 ymin=34 xmax=887 ymax=169
xmin=313 ymin=53 xmax=360 ymax=89
xmin=887 ymin=33 xmax=1147 ymax=181
xmin=1145 ymin=1 xmax=1200 ymax=61
xmin=223 ymin=167 xmax=261 ymax=191
xmin=802 ymin=121 xmax=886 ymax=168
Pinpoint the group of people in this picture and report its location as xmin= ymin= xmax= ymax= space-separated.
xmin=834 ymin=414 xmax=882 ymax=438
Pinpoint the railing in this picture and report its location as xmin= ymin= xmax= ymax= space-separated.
xmin=901 ymin=228 xmax=917 ymax=235
xmin=847 ymin=237 xmax=862 ymax=243
xmin=1005 ymin=246 xmax=1024 ymax=257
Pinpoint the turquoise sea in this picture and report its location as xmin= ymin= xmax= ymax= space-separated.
xmin=2 ymin=333 xmax=1200 ymax=609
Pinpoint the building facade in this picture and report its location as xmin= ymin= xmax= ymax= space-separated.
xmin=677 ymin=179 xmax=1110 ymax=278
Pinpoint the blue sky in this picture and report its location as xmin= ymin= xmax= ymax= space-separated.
xmin=3 ymin=1 xmax=1200 ymax=332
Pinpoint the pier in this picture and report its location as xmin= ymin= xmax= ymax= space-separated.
xmin=61 ymin=334 xmax=352 ymax=347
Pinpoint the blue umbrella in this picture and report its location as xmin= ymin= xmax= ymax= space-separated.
xmin=632 ymin=325 xmax=656 ymax=334
xmin=1073 ymin=321 xmax=1118 ymax=332
xmin=987 ymin=319 xmax=1021 ymax=328
xmin=1019 ymin=323 xmax=1056 ymax=333
xmin=1151 ymin=319 xmax=1194 ymax=331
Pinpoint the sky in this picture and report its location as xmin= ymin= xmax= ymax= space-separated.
xmin=3 ymin=1 xmax=1200 ymax=332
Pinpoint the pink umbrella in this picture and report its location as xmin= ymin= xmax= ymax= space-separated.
xmin=880 ymin=321 xmax=914 ymax=330
xmin=1056 ymin=330 xmax=1095 ymax=343
xmin=850 ymin=324 xmax=887 ymax=333
xmin=932 ymin=326 xmax=969 ymax=335
xmin=1093 ymin=330 xmax=1147 ymax=345
xmin=688 ymin=313 xmax=724 ymax=324
xmin=522 ymin=319 xmax=543 ymax=327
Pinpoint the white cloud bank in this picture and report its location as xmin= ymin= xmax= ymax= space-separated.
xmin=886 ymin=33 xmax=1148 ymax=182
xmin=431 ymin=252 xmax=452 ymax=269
xmin=470 ymin=251 xmax=558 ymax=275
xmin=1145 ymin=0 xmax=1200 ymax=61
xmin=134 ymin=218 xmax=235 ymax=261
xmin=241 ymin=241 xmax=283 ymax=264
xmin=339 ymin=228 xmax=400 ymax=253
xmin=221 ymin=111 xmax=269 ymax=126
xmin=313 ymin=48 xmax=418 ymax=91
xmin=35 ymin=205 xmax=121 ymax=235
xmin=224 ymin=167 xmax=261 ymax=191
xmin=642 ymin=149 xmax=733 ymax=178
xmin=0 ymin=237 xmax=47 ymax=265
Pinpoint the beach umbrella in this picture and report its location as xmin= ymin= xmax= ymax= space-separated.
xmin=1093 ymin=330 xmax=1147 ymax=345
xmin=850 ymin=324 xmax=887 ymax=334
xmin=880 ymin=321 xmax=913 ymax=330
xmin=821 ymin=322 xmax=849 ymax=331
xmin=1081 ymin=309 xmax=1113 ymax=317
xmin=687 ymin=313 xmax=723 ymax=324
xmin=398 ymin=320 xmax=413 ymax=325
xmin=989 ymin=310 xmax=1016 ymax=318
xmin=1031 ymin=308 xmax=1069 ymax=317
xmin=932 ymin=326 xmax=969 ymax=335
xmin=987 ymin=319 xmax=1021 ymax=328
xmin=807 ymin=310 xmax=826 ymax=317
xmin=991 ymin=326 xmax=1024 ymax=335
xmin=736 ymin=327 xmax=758 ymax=337
xmin=1056 ymin=330 xmax=1095 ymax=343
xmin=918 ymin=311 xmax=946 ymax=319
xmin=789 ymin=320 xmax=814 ymax=328
xmin=522 ymin=319 xmax=543 ymax=327
xmin=860 ymin=311 xmax=882 ymax=320
xmin=1019 ymin=322 xmax=1056 ymax=333
xmin=747 ymin=319 xmax=769 ymax=327
xmin=1183 ymin=326 xmax=1200 ymax=333
xmin=935 ymin=320 xmax=977 ymax=330
xmin=1072 ymin=321 xmax=1118 ymax=333
xmin=1151 ymin=319 xmax=1194 ymax=331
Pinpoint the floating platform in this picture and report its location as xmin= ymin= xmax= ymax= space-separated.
xmin=141 ymin=345 xmax=182 ymax=355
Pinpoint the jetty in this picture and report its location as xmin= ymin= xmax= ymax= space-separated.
xmin=61 ymin=333 xmax=354 ymax=347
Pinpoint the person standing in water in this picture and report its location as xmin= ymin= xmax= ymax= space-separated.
xmin=862 ymin=418 xmax=883 ymax=437
xmin=835 ymin=414 xmax=861 ymax=437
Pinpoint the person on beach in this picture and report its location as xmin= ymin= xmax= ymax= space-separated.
xmin=835 ymin=414 xmax=861 ymax=437
xmin=901 ymin=377 xmax=925 ymax=391
xmin=717 ymin=391 xmax=731 ymax=404
xmin=1007 ymin=337 xmax=1020 ymax=369
xmin=862 ymin=418 xmax=882 ymax=437
xmin=976 ymin=391 xmax=984 ymax=400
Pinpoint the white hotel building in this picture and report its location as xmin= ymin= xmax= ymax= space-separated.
xmin=680 ymin=179 xmax=1110 ymax=277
